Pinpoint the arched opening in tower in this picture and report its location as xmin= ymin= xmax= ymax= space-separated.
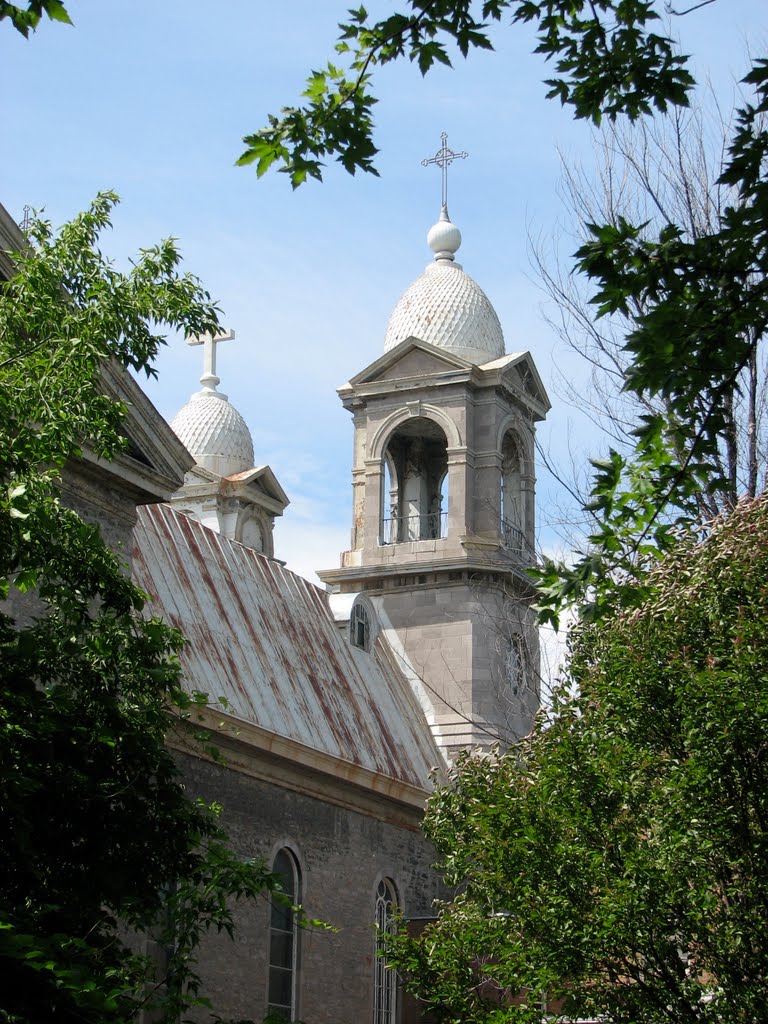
xmin=382 ymin=417 xmax=448 ymax=543
xmin=501 ymin=431 xmax=525 ymax=555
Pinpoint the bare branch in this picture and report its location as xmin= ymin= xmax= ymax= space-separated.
xmin=664 ymin=0 xmax=718 ymax=15
xmin=530 ymin=87 xmax=767 ymax=536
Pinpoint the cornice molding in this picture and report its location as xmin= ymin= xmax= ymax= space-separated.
xmin=168 ymin=705 xmax=431 ymax=828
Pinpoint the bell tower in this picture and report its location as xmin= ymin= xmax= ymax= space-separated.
xmin=319 ymin=200 xmax=550 ymax=760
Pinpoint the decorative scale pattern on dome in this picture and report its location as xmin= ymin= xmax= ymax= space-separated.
xmin=170 ymin=329 xmax=256 ymax=478
xmin=171 ymin=392 xmax=254 ymax=478
xmin=384 ymin=262 xmax=504 ymax=361
xmin=383 ymin=205 xmax=504 ymax=364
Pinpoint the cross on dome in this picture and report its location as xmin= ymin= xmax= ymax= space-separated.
xmin=421 ymin=132 xmax=468 ymax=211
xmin=187 ymin=328 xmax=235 ymax=394
xmin=383 ymin=140 xmax=504 ymax=362
xmin=172 ymin=326 xmax=255 ymax=477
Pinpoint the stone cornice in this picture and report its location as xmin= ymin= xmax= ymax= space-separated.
xmin=168 ymin=705 xmax=431 ymax=828
xmin=341 ymin=368 xmax=476 ymax=402
xmin=318 ymin=551 xmax=537 ymax=592
xmin=79 ymin=359 xmax=194 ymax=505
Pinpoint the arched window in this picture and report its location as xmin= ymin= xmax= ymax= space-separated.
xmin=381 ymin=417 xmax=448 ymax=543
xmin=501 ymin=432 xmax=525 ymax=556
xmin=350 ymin=600 xmax=371 ymax=650
xmin=268 ymin=848 xmax=300 ymax=1021
xmin=373 ymin=878 xmax=398 ymax=1024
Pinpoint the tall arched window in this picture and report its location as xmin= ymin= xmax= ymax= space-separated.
xmin=373 ymin=878 xmax=398 ymax=1024
xmin=268 ymin=848 xmax=300 ymax=1021
xmin=501 ymin=432 xmax=525 ymax=556
xmin=381 ymin=417 xmax=448 ymax=543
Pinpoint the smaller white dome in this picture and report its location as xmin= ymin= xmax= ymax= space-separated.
xmin=171 ymin=390 xmax=254 ymax=478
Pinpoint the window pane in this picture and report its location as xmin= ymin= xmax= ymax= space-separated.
xmin=268 ymin=965 xmax=293 ymax=1008
xmin=271 ymin=895 xmax=294 ymax=932
xmin=270 ymin=931 xmax=294 ymax=970
xmin=273 ymin=850 xmax=296 ymax=899
xmin=266 ymin=1007 xmax=290 ymax=1022
xmin=269 ymin=849 xmax=299 ymax=1021
xmin=505 ymin=636 xmax=522 ymax=694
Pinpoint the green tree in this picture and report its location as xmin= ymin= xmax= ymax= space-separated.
xmin=0 ymin=194 xmax=275 ymax=1023
xmin=391 ymin=495 xmax=768 ymax=1023
xmin=531 ymin=55 xmax=768 ymax=625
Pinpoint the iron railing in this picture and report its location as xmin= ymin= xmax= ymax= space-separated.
xmin=380 ymin=513 xmax=534 ymax=560
xmin=501 ymin=518 xmax=536 ymax=563
xmin=381 ymin=511 xmax=447 ymax=544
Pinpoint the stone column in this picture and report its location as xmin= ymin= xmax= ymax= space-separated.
xmin=446 ymin=447 xmax=471 ymax=537
xmin=349 ymin=412 xmax=367 ymax=550
xmin=362 ymin=458 xmax=384 ymax=557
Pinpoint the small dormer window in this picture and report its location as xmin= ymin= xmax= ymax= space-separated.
xmin=350 ymin=601 xmax=370 ymax=650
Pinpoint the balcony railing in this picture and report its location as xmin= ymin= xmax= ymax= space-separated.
xmin=501 ymin=518 xmax=536 ymax=564
xmin=381 ymin=512 xmax=447 ymax=544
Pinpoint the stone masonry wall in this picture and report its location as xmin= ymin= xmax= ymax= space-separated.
xmin=377 ymin=579 xmax=538 ymax=751
xmin=177 ymin=752 xmax=443 ymax=1024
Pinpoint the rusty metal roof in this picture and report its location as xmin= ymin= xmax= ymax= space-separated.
xmin=133 ymin=504 xmax=442 ymax=789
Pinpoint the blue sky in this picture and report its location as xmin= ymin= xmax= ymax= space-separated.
xmin=2 ymin=0 xmax=764 ymax=587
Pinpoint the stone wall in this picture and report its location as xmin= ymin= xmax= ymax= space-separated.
xmin=177 ymin=751 xmax=444 ymax=1024
xmin=376 ymin=577 xmax=538 ymax=753
xmin=60 ymin=465 xmax=139 ymax=564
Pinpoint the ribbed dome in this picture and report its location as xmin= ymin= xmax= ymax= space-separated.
xmin=171 ymin=390 xmax=254 ymax=478
xmin=384 ymin=206 xmax=504 ymax=364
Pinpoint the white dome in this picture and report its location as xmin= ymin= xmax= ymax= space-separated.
xmin=171 ymin=390 xmax=254 ymax=478
xmin=384 ymin=207 xmax=504 ymax=364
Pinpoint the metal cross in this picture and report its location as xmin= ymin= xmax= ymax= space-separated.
xmin=187 ymin=329 xmax=235 ymax=391
xmin=421 ymin=132 xmax=468 ymax=209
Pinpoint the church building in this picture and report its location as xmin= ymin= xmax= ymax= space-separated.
xmin=1 ymin=178 xmax=550 ymax=1024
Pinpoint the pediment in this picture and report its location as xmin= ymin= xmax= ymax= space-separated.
xmin=344 ymin=337 xmax=473 ymax=388
xmin=179 ymin=464 xmax=218 ymax=487
xmin=224 ymin=465 xmax=290 ymax=512
xmin=480 ymin=351 xmax=551 ymax=418
xmin=174 ymin=463 xmax=290 ymax=516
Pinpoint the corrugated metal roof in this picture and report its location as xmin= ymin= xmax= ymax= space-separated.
xmin=133 ymin=504 xmax=441 ymax=789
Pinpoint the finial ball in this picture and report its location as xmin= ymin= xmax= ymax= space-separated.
xmin=427 ymin=215 xmax=461 ymax=258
